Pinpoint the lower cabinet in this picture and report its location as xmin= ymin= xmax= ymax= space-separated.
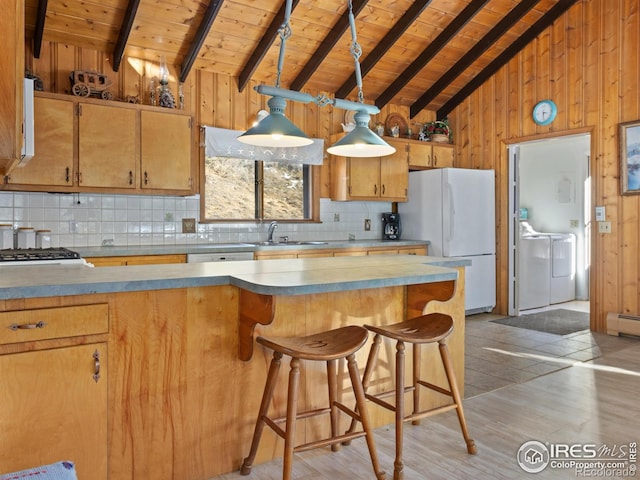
xmin=86 ymin=254 xmax=186 ymax=266
xmin=254 ymin=245 xmax=427 ymax=260
xmin=0 ymin=342 xmax=107 ymax=479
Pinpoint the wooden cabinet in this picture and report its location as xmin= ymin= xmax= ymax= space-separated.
xmin=0 ymin=0 xmax=24 ymax=175
xmin=255 ymin=244 xmax=427 ymax=259
xmin=2 ymin=93 xmax=195 ymax=195
xmin=385 ymin=137 xmax=455 ymax=170
xmin=331 ymin=153 xmax=408 ymax=202
xmin=0 ymin=303 xmax=109 ymax=479
xmin=140 ymin=110 xmax=193 ymax=191
xmin=78 ymin=103 xmax=137 ymax=189
xmin=5 ymin=96 xmax=75 ymax=187
xmin=86 ymin=254 xmax=186 ymax=266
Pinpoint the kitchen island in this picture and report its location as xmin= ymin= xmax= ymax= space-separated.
xmin=0 ymin=255 xmax=468 ymax=480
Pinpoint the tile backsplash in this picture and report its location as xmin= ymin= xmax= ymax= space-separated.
xmin=0 ymin=192 xmax=392 ymax=248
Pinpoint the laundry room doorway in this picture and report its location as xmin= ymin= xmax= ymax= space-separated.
xmin=508 ymin=133 xmax=592 ymax=317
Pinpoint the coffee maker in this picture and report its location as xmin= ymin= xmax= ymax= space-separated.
xmin=381 ymin=212 xmax=401 ymax=240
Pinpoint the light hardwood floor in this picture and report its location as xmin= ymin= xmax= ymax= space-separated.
xmin=212 ymin=310 xmax=640 ymax=479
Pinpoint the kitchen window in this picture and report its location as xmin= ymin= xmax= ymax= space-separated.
xmin=201 ymin=126 xmax=322 ymax=222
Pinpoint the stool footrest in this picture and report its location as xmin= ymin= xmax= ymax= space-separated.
xmin=294 ymin=431 xmax=367 ymax=453
xmin=404 ymin=403 xmax=458 ymax=423
xmin=416 ymin=379 xmax=452 ymax=397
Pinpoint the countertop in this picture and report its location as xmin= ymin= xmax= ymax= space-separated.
xmin=73 ymin=239 xmax=429 ymax=257
xmin=0 ymin=254 xmax=468 ymax=300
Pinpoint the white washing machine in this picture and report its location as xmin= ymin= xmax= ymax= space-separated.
xmin=519 ymin=234 xmax=551 ymax=310
xmin=548 ymin=233 xmax=576 ymax=304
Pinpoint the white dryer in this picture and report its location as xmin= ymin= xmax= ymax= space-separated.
xmin=548 ymin=233 xmax=576 ymax=304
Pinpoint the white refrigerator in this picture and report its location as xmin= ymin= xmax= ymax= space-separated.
xmin=398 ymin=168 xmax=496 ymax=314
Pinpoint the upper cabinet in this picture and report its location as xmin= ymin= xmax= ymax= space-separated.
xmin=0 ymin=0 xmax=24 ymax=175
xmin=5 ymin=96 xmax=75 ymax=187
xmin=330 ymin=134 xmax=408 ymax=202
xmin=2 ymin=93 xmax=195 ymax=195
xmin=140 ymin=111 xmax=193 ymax=191
xmin=386 ymin=137 xmax=454 ymax=170
xmin=78 ymin=103 xmax=138 ymax=190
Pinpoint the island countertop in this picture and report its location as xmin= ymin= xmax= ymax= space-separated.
xmin=0 ymin=255 xmax=469 ymax=300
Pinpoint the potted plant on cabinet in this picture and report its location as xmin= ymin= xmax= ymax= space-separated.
xmin=421 ymin=119 xmax=452 ymax=143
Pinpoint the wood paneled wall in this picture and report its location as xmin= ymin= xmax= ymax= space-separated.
xmin=449 ymin=0 xmax=640 ymax=331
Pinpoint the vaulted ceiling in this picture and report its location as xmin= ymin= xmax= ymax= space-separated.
xmin=24 ymin=0 xmax=579 ymax=119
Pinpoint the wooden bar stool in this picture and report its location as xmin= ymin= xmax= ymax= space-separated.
xmin=240 ymin=325 xmax=386 ymax=480
xmin=357 ymin=313 xmax=476 ymax=480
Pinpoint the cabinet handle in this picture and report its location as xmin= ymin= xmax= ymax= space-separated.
xmin=93 ymin=349 xmax=101 ymax=383
xmin=433 ymin=154 xmax=438 ymax=166
xmin=9 ymin=321 xmax=46 ymax=330
xmin=129 ymin=170 xmax=133 ymax=185
xmin=144 ymin=171 xmax=149 ymax=185
xmin=65 ymin=167 xmax=70 ymax=184
xmin=428 ymin=154 xmax=432 ymax=165
xmin=382 ymin=184 xmax=386 ymax=195
xmin=374 ymin=184 xmax=377 ymax=195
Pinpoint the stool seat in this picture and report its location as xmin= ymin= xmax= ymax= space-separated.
xmin=241 ymin=325 xmax=386 ymax=480
xmin=364 ymin=313 xmax=453 ymax=343
xmin=257 ymin=325 xmax=368 ymax=361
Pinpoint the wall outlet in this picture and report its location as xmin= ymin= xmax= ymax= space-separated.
xmin=570 ymin=219 xmax=579 ymax=228
xmin=334 ymin=213 xmax=340 ymax=222
xmin=182 ymin=218 xmax=196 ymax=233
xmin=598 ymin=221 xmax=611 ymax=234
xmin=364 ymin=219 xmax=371 ymax=231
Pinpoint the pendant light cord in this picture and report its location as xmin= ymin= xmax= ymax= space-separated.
xmin=347 ymin=0 xmax=364 ymax=104
xmin=275 ymin=0 xmax=293 ymax=89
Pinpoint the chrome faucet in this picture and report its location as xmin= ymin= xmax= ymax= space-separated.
xmin=267 ymin=221 xmax=278 ymax=243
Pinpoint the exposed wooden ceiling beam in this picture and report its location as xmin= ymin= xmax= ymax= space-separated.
xmin=334 ymin=0 xmax=432 ymax=100
xmin=112 ymin=0 xmax=141 ymax=72
xmin=238 ymin=0 xmax=302 ymax=92
xmin=437 ymin=0 xmax=581 ymax=119
xmin=33 ymin=0 xmax=48 ymax=59
xmin=289 ymin=0 xmax=369 ymax=92
xmin=179 ymin=0 xmax=225 ymax=83
xmin=410 ymin=0 xmax=543 ymax=118
xmin=375 ymin=0 xmax=489 ymax=110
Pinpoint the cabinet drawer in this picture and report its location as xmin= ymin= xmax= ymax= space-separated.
xmin=0 ymin=304 xmax=108 ymax=345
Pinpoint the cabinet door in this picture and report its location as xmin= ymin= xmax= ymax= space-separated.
xmin=408 ymin=142 xmax=433 ymax=169
xmin=380 ymin=155 xmax=408 ymax=200
xmin=78 ymin=103 xmax=137 ymax=189
xmin=0 ymin=343 xmax=107 ymax=479
xmin=431 ymin=144 xmax=454 ymax=168
xmin=6 ymin=96 xmax=75 ymax=186
xmin=140 ymin=110 xmax=193 ymax=192
xmin=349 ymin=157 xmax=380 ymax=198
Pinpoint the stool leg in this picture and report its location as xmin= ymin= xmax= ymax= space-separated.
xmin=344 ymin=333 xmax=381 ymax=440
xmin=283 ymin=357 xmax=301 ymax=480
xmin=347 ymin=352 xmax=386 ymax=480
xmin=327 ymin=359 xmax=340 ymax=452
xmin=438 ymin=342 xmax=477 ymax=455
xmin=394 ymin=340 xmax=405 ymax=480
xmin=241 ymin=352 xmax=283 ymax=475
xmin=411 ymin=343 xmax=421 ymax=426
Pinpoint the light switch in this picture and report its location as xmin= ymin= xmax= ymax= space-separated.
xmin=598 ymin=221 xmax=611 ymax=234
xmin=595 ymin=206 xmax=606 ymax=221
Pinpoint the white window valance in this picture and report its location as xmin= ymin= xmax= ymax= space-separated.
xmin=204 ymin=126 xmax=324 ymax=165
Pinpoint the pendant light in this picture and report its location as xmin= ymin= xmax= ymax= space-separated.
xmin=238 ymin=0 xmax=312 ymax=147
xmin=326 ymin=1 xmax=395 ymax=157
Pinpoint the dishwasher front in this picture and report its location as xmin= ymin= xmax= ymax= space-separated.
xmin=187 ymin=251 xmax=254 ymax=263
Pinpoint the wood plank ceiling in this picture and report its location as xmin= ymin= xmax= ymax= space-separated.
xmin=24 ymin=0 xmax=578 ymax=119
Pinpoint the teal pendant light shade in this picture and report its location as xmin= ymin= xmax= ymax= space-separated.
xmin=327 ymin=110 xmax=396 ymax=157
xmin=238 ymin=96 xmax=312 ymax=147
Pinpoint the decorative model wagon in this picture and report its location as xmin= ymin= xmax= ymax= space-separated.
xmin=69 ymin=70 xmax=113 ymax=100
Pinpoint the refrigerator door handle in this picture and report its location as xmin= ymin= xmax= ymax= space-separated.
xmin=446 ymin=182 xmax=455 ymax=242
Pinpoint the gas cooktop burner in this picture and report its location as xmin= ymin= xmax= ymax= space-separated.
xmin=0 ymin=247 xmax=82 ymax=262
